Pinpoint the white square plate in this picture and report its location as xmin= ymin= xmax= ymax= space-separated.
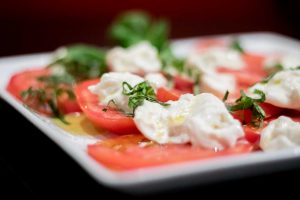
xmin=1 ymin=32 xmax=300 ymax=194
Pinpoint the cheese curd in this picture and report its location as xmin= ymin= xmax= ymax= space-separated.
xmin=106 ymin=41 xmax=162 ymax=74
xmin=250 ymin=70 xmax=300 ymax=109
xmin=134 ymin=94 xmax=193 ymax=144
xmin=182 ymin=93 xmax=244 ymax=150
xmin=144 ymin=73 xmax=168 ymax=90
xmin=134 ymin=93 xmax=244 ymax=150
xmin=88 ymin=72 xmax=144 ymax=113
xmin=200 ymin=73 xmax=236 ymax=99
xmin=260 ymin=116 xmax=300 ymax=151
xmin=264 ymin=55 xmax=300 ymax=73
xmin=186 ymin=47 xmax=245 ymax=74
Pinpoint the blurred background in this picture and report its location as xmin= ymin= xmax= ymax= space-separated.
xmin=0 ymin=0 xmax=300 ymax=57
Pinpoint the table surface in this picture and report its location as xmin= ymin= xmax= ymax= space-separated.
xmin=1 ymin=98 xmax=300 ymax=198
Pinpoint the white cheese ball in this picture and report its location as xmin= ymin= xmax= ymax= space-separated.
xmin=250 ymin=70 xmax=300 ymax=110
xmin=186 ymin=47 xmax=245 ymax=74
xmin=144 ymin=73 xmax=168 ymax=90
xmin=106 ymin=41 xmax=161 ymax=74
xmin=264 ymin=55 xmax=300 ymax=73
xmin=88 ymin=72 xmax=144 ymax=113
xmin=134 ymin=94 xmax=193 ymax=144
xmin=260 ymin=116 xmax=300 ymax=151
xmin=183 ymin=93 xmax=244 ymax=150
xmin=134 ymin=93 xmax=244 ymax=150
xmin=200 ymin=73 xmax=236 ymax=99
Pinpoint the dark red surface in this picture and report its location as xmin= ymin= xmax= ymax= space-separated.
xmin=0 ymin=0 xmax=300 ymax=56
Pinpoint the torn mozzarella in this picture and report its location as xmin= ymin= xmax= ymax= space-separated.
xmin=250 ymin=70 xmax=300 ymax=110
xmin=260 ymin=116 xmax=300 ymax=151
xmin=264 ymin=55 xmax=300 ymax=73
xmin=106 ymin=41 xmax=161 ymax=74
xmin=134 ymin=94 xmax=193 ymax=144
xmin=145 ymin=73 xmax=168 ymax=90
xmin=183 ymin=93 xmax=244 ymax=150
xmin=200 ymin=73 xmax=236 ymax=99
xmin=186 ymin=47 xmax=245 ymax=73
xmin=134 ymin=93 xmax=244 ymax=150
xmin=88 ymin=72 xmax=144 ymax=112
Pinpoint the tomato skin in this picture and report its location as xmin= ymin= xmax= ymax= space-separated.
xmin=243 ymin=53 xmax=267 ymax=77
xmin=230 ymin=103 xmax=283 ymax=124
xmin=243 ymin=125 xmax=261 ymax=144
xmin=7 ymin=68 xmax=81 ymax=115
xmin=260 ymin=103 xmax=283 ymax=118
xmin=7 ymin=68 xmax=50 ymax=100
xmin=75 ymin=79 xmax=139 ymax=134
xmin=216 ymin=53 xmax=266 ymax=92
xmin=173 ymin=75 xmax=194 ymax=93
xmin=217 ymin=68 xmax=263 ymax=89
xmin=88 ymin=134 xmax=253 ymax=170
xmin=157 ymin=87 xmax=184 ymax=102
xmin=6 ymin=68 xmax=81 ymax=116
xmin=231 ymin=109 xmax=253 ymax=124
xmin=57 ymin=95 xmax=81 ymax=114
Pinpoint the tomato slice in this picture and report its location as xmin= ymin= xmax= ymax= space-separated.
xmin=217 ymin=68 xmax=264 ymax=89
xmin=6 ymin=68 xmax=81 ymax=115
xmin=216 ymin=53 xmax=266 ymax=92
xmin=173 ymin=75 xmax=194 ymax=93
xmin=243 ymin=125 xmax=263 ymax=144
xmin=7 ymin=68 xmax=50 ymax=100
xmin=88 ymin=134 xmax=254 ymax=170
xmin=260 ymin=103 xmax=283 ymax=118
xmin=75 ymin=79 xmax=139 ymax=134
xmin=243 ymin=53 xmax=267 ymax=77
xmin=230 ymin=103 xmax=283 ymax=124
xmin=157 ymin=87 xmax=185 ymax=102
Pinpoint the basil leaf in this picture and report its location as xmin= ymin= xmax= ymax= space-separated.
xmin=230 ymin=39 xmax=244 ymax=53
xmin=49 ymin=44 xmax=106 ymax=81
xmin=109 ymin=11 xmax=169 ymax=51
xmin=122 ymin=81 xmax=169 ymax=116
xmin=227 ymin=89 xmax=266 ymax=127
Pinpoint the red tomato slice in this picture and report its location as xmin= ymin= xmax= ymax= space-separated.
xmin=157 ymin=87 xmax=184 ymax=102
xmin=173 ymin=75 xmax=194 ymax=93
xmin=260 ymin=103 xmax=283 ymax=118
xmin=88 ymin=134 xmax=254 ymax=170
xmin=231 ymin=109 xmax=253 ymax=124
xmin=230 ymin=103 xmax=283 ymax=124
xmin=243 ymin=125 xmax=263 ymax=144
xmin=7 ymin=68 xmax=50 ymax=100
xmin=6 ymin=68 xmax=81 ymax=115
xmin=217 ymin=68 xmax=264 ymax=88
xmin=75 ymin=79 xmax=139 ymax=134
xmin=216 ymin=53 xmax=266 ymax=91
xmin=57 ymin=94 xmax=82 ymax=114
xmin=243 ymin=53 xmax=267 ymax=77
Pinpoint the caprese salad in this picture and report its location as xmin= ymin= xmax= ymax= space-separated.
xmin=6 ymin=11 xmax=300 ymax=170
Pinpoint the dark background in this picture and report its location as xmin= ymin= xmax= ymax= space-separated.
xmin=0 ymin=0 xmax=300 ymax=57
xmin=1 ymin=0 xmax=300 ymax=198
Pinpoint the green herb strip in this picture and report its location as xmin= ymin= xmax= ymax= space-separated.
xmin=226 ymin=89 xmax=266 ymax=127
xmin=122 ymin=81 xmax=169 ymax=116
xmin=20 ymin=75 xmax=76 ymax=124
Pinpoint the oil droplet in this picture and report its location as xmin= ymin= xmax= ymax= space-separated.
xmin=52 ymin=113 xmax=105 ymax=137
